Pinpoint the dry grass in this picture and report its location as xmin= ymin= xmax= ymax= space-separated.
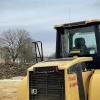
xmin=0 ymin=63 xmax=32 ymax=79
xmin=0 ymin=80 xmax=21 ymax=100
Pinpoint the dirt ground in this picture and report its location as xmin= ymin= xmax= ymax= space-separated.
xmin=0 ymin=79 xmax=22 ymax=100
xmin=0 ymin=63 xmax=31 ymax=79
xmin=0 ymin=63 xmax=30 ymax=100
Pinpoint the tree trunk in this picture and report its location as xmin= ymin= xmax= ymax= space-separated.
xmin=12 ymin=58 xmax=16 ymax=63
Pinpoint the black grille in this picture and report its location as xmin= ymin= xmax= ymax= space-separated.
xmin=29 ymin=70 xmax=65 ymax=100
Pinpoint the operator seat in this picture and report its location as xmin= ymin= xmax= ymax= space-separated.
xmin=74 ymin=37 xmax=89 ymax=55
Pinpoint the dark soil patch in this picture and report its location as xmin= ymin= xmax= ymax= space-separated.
xmin=0 ymin=63 xmax=33 ymax=79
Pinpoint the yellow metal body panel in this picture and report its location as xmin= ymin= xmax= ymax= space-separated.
xmin=66 ymin=73 xmax=79 ymax=100
xmin=65 ymin=71 xmax=92 ymax=100
xmin=85 ymin=19 xmax=100 ymax=24
xmin=82 ymin=71 xmax=93 ymax=99
xmin=88 ymin=70 xmax=100 ymax=100
xmin=17 ymin=77 xmax=28 ymax=100
xmin=28 ymin=57 xmax=92 ymax=71
xmin=54 ymin=19 xmax=100 ymax=28
xmin=18 ymin=57 xmax=93 ymax=100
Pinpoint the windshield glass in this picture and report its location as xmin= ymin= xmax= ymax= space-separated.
xmin=61 ymin=26 xmax=97 ymax=57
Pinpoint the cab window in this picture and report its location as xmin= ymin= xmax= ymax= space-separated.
xmin=61 ymin=25 xmax=97 ymax=57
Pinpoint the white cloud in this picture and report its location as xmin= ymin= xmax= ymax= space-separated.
xmin=0 ymin=0 xmax=100 ymax=56
xmin=43 ymin=41 xmax=56 ymax=57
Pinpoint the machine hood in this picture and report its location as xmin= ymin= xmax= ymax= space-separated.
xmin=28 ymin=57 xmax=93 ymax=71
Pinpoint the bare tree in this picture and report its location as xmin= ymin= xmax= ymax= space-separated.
xmin=0 ymin=29 xmax=33 ymax=63
xmin=19 ymin=38 xmax=34 ymax=63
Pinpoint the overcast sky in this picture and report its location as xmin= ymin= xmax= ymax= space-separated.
xmin=0 ymin=0 xmax=100 ymax=56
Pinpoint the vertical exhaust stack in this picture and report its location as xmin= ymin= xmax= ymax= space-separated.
xmin=32 ymin=41 xmax=44 ymax=63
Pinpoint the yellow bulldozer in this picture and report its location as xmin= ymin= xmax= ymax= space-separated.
xmin=18 ymin=19 xmax=100 ymax=100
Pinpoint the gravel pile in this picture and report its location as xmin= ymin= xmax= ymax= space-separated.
xmin=0 ymin=63 xmax=33 ymax=79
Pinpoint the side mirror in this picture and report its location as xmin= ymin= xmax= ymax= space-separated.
xmin=32 ymin=41 xmax=44 ymax=63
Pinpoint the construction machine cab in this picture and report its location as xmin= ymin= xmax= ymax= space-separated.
xmin=18 ymin=19 xmax=100 ymax=100
xmin=55 ymin=20 xmax=100 ymax=68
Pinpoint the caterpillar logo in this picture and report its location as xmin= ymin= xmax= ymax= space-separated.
xmin=31 ymin=89 xmax=37 ymax=95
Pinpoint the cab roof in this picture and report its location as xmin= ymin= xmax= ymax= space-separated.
xmin=54 ymin=19 xmax=100 ymax=29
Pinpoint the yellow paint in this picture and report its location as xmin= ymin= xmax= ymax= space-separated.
xmin=28 ymin=57 xmax=93 ymax=71
xmin=17 ymin=77 xmax=28 ymax=100
xmin=18 ymin=57 xmax=93 ymax=100
xmin=65 ymin=71 xmax=92 ymax=100
xmin=88 ymin=70 xmax=100 ymax=100
xmin=85 ymin=19 xmax=100 ymax=24
xmin=54 ymin=24 xmax=64 ymax=28
xmin=66 ymin=74 xmax=79 ymax=100
xmin=82 ymin=71 xmax=93 ymax=99
xmin=54 ymin=19 xmax=100 ymax=28
xmin=70 ymin=50 xmax=80 ymax=54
